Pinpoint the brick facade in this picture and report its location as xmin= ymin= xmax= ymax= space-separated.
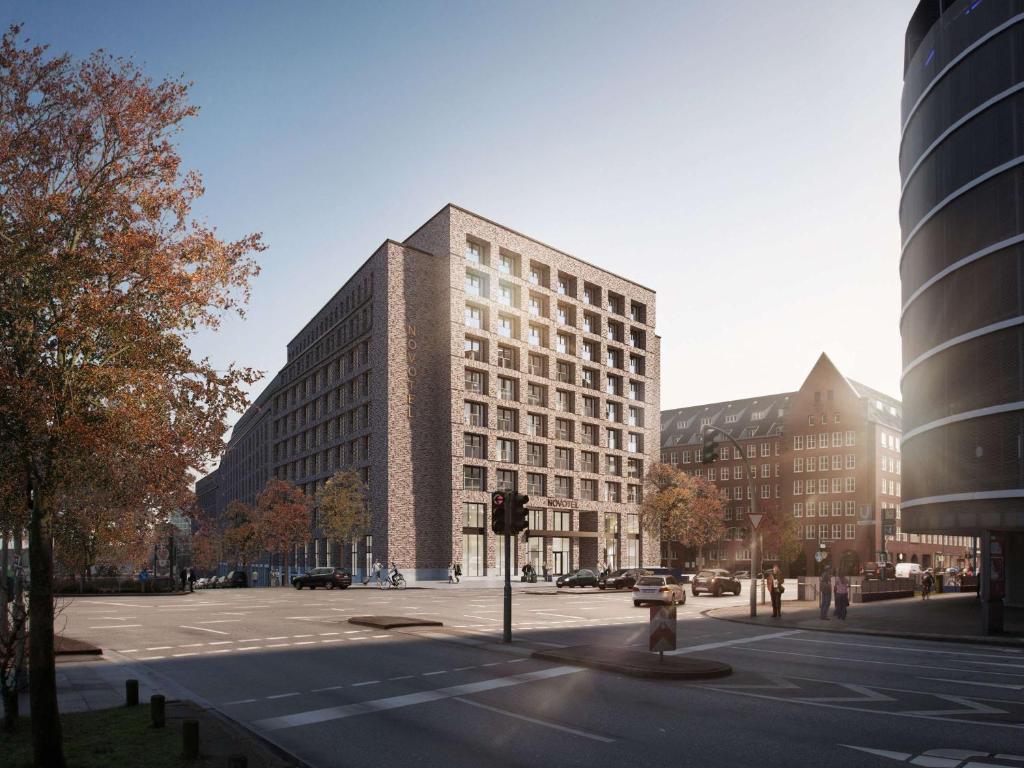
xmin=197 ymin=204 xmax=660 ymax=581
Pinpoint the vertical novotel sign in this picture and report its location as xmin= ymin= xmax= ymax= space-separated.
xmin=406 ymin=323 xmax=417 ymax=420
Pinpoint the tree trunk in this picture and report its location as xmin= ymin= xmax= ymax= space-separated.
xmin=27 ymin=480 xmax=67 ymax=768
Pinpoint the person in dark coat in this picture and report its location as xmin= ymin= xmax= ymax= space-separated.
xmin=767 ymin=566 xmax=784 ymax=617
xmin=179 ymin=567 xmax=188 ymax=592
xmin=187 ymin=568 xmax=196 ymax=592
xmin=819 ymin=567 xmax=833 ymax=620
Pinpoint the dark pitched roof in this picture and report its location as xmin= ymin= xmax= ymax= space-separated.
xmin=660 ymin=392 xmax=795 ymax=450
xmin=849 ymin=379 xmax=902 ymax=430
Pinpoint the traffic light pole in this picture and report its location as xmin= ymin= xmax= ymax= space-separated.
xmin=503 ymin=520 xmax=512 ymax=643
xmin=703 ymin=425 xmax=760 ymax=618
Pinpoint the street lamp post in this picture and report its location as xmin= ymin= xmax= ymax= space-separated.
xmin=702 ymin=425 xmax=760 ymax=618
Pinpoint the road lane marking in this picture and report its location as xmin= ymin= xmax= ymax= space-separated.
xmin=266 ymin=636 xmax=288 ymax=640
xmin=265 ymin=643 xmax=290 ymax=648
xmin=921 ymin=677 xmax=1024 ymax=691
xmin=195 ymin=619 xmax=242 ymax=624
xmin=253 ymin=666 xmax=584 ymax=731
xmin=89 ymin=624 xmax=142 ymax=629
xmin=371 ymin=635 xmax=390 ymax=639
xmin=389 ymin=675 xmax=414 ymax=681
xmin=267 ymin=692 xmax=299 ymax=700
xmin=453 ymin=697 xmax=615 ymax=743
xmin=239 ymin=638 xmax=261 ymax=643
xmin=179 ymin=643 xmax=204 ymax=648
xmin=292 ymin=634 xmax=314 ymax=638
xmin=172 ymin=653 xmax=199 ymax=658
xmin=224 ymin=698 xmax=259 ymax=706
xmin=665 ymin=630 xmax=803 ymax=656
xmin=139 ymin=655 xmax=165 ymax=660
xmin=319 ymin=632 xmax=341 ymax=636
xmin=352 ymin=681 xmax=380 ymax=687
xmin=180 ymin=626 xmax=229 ymax=635
xmin=208 ymin=640 xmax=233 ymax=645
xmin=293 ymin=641 xmax=315 ymax=646
xmin=312 ymin=685 xmax=345 ymax=692
xmin=422 ymin=671 xmax=447 ymax=677
xmin=146 ymin=646 xmax=172 ymax=651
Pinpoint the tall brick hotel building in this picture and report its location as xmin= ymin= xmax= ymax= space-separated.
xmin=660 ymin=354 xmax=974 ymax=576
xmin=197 ymin=205 xmax=660 ymax=581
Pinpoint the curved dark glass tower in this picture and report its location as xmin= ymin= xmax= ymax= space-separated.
xmin=900 ymin=0 xmax=1024 ymax=623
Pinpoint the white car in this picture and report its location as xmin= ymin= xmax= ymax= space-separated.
xmin=633 ymin=575 xmax=686 ymax=606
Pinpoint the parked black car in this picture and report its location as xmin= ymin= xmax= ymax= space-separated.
xmin=691 ymin=569 xmax=741 ymax=597
xmin=291 ymin=567 xmax=352 ymax=590
xmin=556 ymin=569 xmax=598 ymax=588
xmin=222 ymin=571 xmax=248 ymax=588
xmin=599 ymin=568 xmax=649 ymax=590
xmin=862 ymin=561 xmax=896 ymax=579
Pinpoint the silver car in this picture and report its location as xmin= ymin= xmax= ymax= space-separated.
xmin=633 ymin=575 xmax=686 ymax=606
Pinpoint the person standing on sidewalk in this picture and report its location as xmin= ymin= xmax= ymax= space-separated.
xmin=447 ymin=563 xmax=455 ymax=584
xmin=834 ymin=573 xmax=849 ymax=619
xmin=454 ymin=562 xmax=462 ymax=584
xmin=767 ymin=565 xmax=784 ymax=617
xmin=819 ymin=567 xmax=833 ymax=620
xmin=187 ymin=568 xmax=196 ymax=593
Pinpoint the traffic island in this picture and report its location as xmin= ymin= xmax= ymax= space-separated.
xmin=348 ymin=616 xmax=443 ymax=629
xmin=532 ymin=645 xmax=732 ymax=680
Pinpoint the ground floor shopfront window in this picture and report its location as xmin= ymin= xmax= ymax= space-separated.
xmin=551 ymin=537 xmax=570 ymax=574
xmin=623 ymin=538 xmax=638 ymax=568
xmin=463 ymin=533 xmax=484 ymax=576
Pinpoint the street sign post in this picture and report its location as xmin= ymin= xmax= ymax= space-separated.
xmin=649 ymin=604 xmax=677 ymax=661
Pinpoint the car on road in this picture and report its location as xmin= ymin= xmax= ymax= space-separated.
xmin=862 ymin=561 xmax=896 ymax=579
xmin=556 ymin=569 xmax=599 ymax=588
xmin=221 ymin=571 xmax=248 ymax=588
xmin=599 ymin=568 xmax=648 ymax=590
xmin=691 ymin=569 xmax=742 ymax=597
xmin=291 ymin=567 xmax=353 ymax=590
xmin=633 ymin=575 xmax=686 ymax=606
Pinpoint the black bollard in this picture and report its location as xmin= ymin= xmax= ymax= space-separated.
xmin=182 ymin=719 xmax=199 ymax=759
xmin=125 ymin=679 xmax=139 ymax=706
xmin=150 ymin=694 xmax=165 ymax=727
xmin=227 ymin=755 xmax=248 ymax=768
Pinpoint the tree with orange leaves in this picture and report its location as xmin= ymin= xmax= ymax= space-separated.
xmin=0 ymin=26 xmax=263 ymax=766
xmin=257 ymin=479 xmax=311 ymax=579
xmin=641 ymin=463 xmax=726 ymax=567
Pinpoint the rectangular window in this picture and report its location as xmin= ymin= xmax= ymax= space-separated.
xmin=496 ymin=345 xmax=516 ymax=369
xmin=819 ymin=524 xmax=829 ymax=540
xmin=582 ymin=424 xmax=597 ymax=446
xmin=464 ymin=433 xmax=486 ymax=459
xmin=806 ymin=435 xmax=816 ymax=449
xmin=807 ymin=479 xmax=817 ymax=494
xmin=496 ymin=407 xmax=517 ymax=433
xmin=793 ymin=480 xmax=803 ymax=495
xmin=832 ymin=501 xmax=842 ymax=516
xmin=793 ymin=503 xmax=803 ymax=518
xmin=831 ymin=477 xmax=841 ymax=494
xmin=526 ymin=443 xmax=545 ymax=467
xmin=721 ymin=467 xmax=730 ymax=481
xmin=832 ymin=524 xmax=842 ymax=541
xmin=845 ymin=477 xmax=855 ymax=493
xmin=831 ymin=455 xmax=842 ymax=470
xmin=845 ymin=500 xmax=856 ymax=516
xmin=846 ymin=430 xmax=855 ymax=446
xmin=580 ymin=479 xmax=597 ymax=501
xmin=464 ymin=401 xmax=486 ymax=427
xmin=846 ymin=454 xmax=855 ymax=469
xmin=463 ymin=502 xmax=485 ymax=527
xmin=806 ymin=456 xmax=816 ymax=472
xmin=794 ymin=435 xmax=804 ymax=450
xmin=832 ymin=432 xmax=842 ymax=448
xmin=794 ymin=457 xmax=803 ymax=473
xmin=496 ymin=469 xmax=516 ymax=492
xmin=805 ymin=525 xmax=816 ymax=540
xmin=604 ymin=482 xmax=621 ymax=502
xmin=845 ymin=524 xmax=855 ymax=540
xmin=555 ymin=418 xmax=573 ymax=441
xmin=554 ymin=447 xmax=573 ymax=471
xmin=497 ymin=438 xmax=517 ymax=463
xmin=498 ymin=376 xmax=517 ymax=401
xmin=581 ymin=451 xmax=597 ymax=473
xmin=527 ymin=413 xmax=546 ymax=437
xmin=554 ymin=476 xmax=572 ymax=498
xmin=465 ymin=369 xmax=485 ymax=394
xmin=463 ymin=465 xmax=485 ymax=491
xmin=806 ymin=501 xmax=816 ymax=517
xmin=527 ymin=473 xmax=546 ymax=496
xmin=464 ymin=336 xmax=484 ymax=362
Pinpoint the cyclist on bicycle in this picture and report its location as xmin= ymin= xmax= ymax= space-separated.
xmin=389 ymin=561 xmax=401 ymax=585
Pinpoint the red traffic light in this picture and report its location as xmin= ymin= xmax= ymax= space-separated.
xmin=493 ymin=494 xmax=504 ymax=507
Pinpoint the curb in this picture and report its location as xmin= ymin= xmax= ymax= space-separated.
xmin=703 ymin=608 xmax=1024 ymax=648
xmin=348 ymin=616 xmax=444 ymax=629
xmin=532 ymin=646 xmax=732 ymax=680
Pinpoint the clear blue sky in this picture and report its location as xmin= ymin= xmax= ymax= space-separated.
xmin=8 ymin=0 xmax=918 ymax=424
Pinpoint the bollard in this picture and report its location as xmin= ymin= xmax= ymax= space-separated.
xmin=182 ymin=719 xmax=199 ymax=759
xmin=125 ymin=679 xmax=139 ymax=706
xmin=150 ymin=694 xmax=165 ymax=728
xmin=227 ymin=755 xmax=248 ymax=768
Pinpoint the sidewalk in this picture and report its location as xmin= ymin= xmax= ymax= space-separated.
xmin=707 ymin=592 xmax=1024 ymax=647
xmin=14 ymin=657 xmax=301 ymax=766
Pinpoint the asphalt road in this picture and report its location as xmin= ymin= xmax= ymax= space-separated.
xmin=58 ymin=586 xmax=1024 ymax=768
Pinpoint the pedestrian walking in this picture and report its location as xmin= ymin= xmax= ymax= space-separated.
xmin=179 ymin=567 xmax=188 ymax=592
xmin=767 ymin=565 xmax=784 ymax=618
xmin=187 ymin=568 xmax=196 ymax=593
xmin=447 ymin=564 xmax=455 ymax=584
xmin=834 ymin=573 xmax=849 ymax=620
xmin=454 ymin=562 xmax=462 ymax=583
xmin=819 ymin=567 xmax=833 ymax=620
xmin=139 ymin=567 xmax=149 ymax=594
xmin=922 ymin=569 xmax=934 ymax=600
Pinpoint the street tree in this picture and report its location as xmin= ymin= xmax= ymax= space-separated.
xmin=316 ymin=469 xmax=368 ymax=558
xmin=641 ymin=463 xmax=726 ymax=567
xmin=222 ymin=499 xmax=262 ymax=568
xmin=257 ymin=479 xmax=311 ymax=577
xmin=762 ymin=510 xmax=803 ymax=574
xmin=0 ymin=27 xmax=262 ymax=767
xmin=190 ymin=511 xmax=224 ymax=573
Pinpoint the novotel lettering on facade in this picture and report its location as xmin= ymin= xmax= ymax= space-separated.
xmin=406 ymin=322 xmax=417 ymax=420
xmin=545 ymin=498 xmax=579 ymax=509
